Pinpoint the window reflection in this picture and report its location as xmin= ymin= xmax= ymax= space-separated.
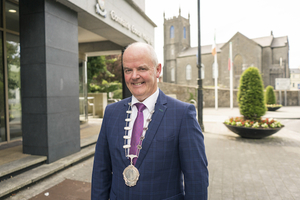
xmin=7 ymin=33 xmax=21 ymax=141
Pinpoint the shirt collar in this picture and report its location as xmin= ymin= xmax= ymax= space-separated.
xmin=131 ymin=88 xmax=159 ymax=111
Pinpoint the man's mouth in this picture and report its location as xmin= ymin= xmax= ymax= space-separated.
xmin=132 ymin=82 xmax=144 ymax=86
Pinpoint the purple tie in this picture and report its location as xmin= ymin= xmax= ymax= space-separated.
xmin=129 ymin=103 xmax=146 ymax=165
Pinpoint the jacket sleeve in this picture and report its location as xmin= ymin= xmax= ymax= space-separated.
xmin=179 ymin=104 xmax=209 ymax=200
xmin=91 ymin=108 xmax=112 ymax=200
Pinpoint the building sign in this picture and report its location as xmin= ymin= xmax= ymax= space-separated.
xmin=275 ymin=78 xmax=290 ymax=90
xmin=96 ymin=0 xmax=107 ymax=17
xmin=110 ymin=10 xmax=152 ymax=45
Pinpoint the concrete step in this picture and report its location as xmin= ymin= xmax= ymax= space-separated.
xmin=0 ymin=155 xmax=47 ymax=179
xmin=0 ymin=144 xmax=96 ymax=198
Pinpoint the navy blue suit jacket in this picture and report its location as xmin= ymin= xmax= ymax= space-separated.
xmin=91 ymin=90 xmax=208 ymax=200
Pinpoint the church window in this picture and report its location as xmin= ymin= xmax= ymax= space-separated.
xmin=170 ymin=26 xmax=174 ymax=38
xmin=183 ymin=27 xmax=186 ymax=39
xmin=171 ymin=68 xmax=175 ymax=82
xmin=186 ymin=64 xmax=191 ymax=80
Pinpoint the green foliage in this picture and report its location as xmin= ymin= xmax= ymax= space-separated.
xmin=265 ymin=85 xmax=276 ymax=104
xmin=7 ymin=41 xmax=20 ymax=91
xmin=87 ymin=55 xmax=123 ymax=99
xmin=112 ymin=89 xmax=122 ymax=99
xmin=237 ymin=66 xmax=266 ymax=120
xmin=89 ymin=80 xmax=122 ymax=99
xmin=188 ymin=93 xmax=194 ymax=101
xmin=87 ymin=56 xmax=114 ymax=92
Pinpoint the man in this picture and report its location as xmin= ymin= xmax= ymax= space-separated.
xmin=91 ymin=42 xmax=208 ymax=200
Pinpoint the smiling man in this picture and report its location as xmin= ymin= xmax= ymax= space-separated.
xmin=123 ymin=43 xmax=161 ymax=102
xmin=91 ymin=42 xmax=208 ymax=200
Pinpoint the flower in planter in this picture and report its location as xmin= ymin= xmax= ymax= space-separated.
xmin=252 ymin=122 xmax=260 ymax=128
xmin=245 ymin=122 xmax=251 ymax=127
xmin=266 ymin=104 xmax=282 ymax=108
xmin=236 ymin=122 xmax=243 ymax=127
xmin=224 ymin=67 xmax=284 ymax=138
xmin=224 ymin=116 xmax=282 ymax=129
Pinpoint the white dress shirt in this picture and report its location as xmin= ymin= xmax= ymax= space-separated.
xmin=127 ymin=88 xmax=159 ymax=145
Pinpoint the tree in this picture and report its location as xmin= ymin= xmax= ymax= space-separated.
xmin=237 ymin=66 xmax=266 ymax=120
xmin=87 ymin=56 xmax=114 ymax=92
xmin=265 ymin=85 xmax=276 ymax=105
xmin=87 ymin=55 xmax=123 ymax=99
xmin=96 ymin=55 xmax=122 ymax=83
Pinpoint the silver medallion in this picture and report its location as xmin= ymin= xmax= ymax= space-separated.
xmin=123 ymin=155 xmax=140 ymax=187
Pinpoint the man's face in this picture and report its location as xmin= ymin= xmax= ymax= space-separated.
xmin=123 ymin=45 xmax=161 ymax=102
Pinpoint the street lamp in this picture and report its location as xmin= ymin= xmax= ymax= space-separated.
xmin=197 ymin=0 xmax=204 ymax=131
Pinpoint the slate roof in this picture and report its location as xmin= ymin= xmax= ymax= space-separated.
xmin=271 ymin=36 xmax=288 ymax=48
xmin=252 ymin=36 xmax=273 ymax=47
xmin=178 ymin=43 xmax=224 ymax=57
xmin=177 ymin=33 xmax=288 ymax=57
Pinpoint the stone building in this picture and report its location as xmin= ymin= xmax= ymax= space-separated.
xmin=290 ymin=67 xmax=300 ymax=90
xmin=163 ymin=11 xmax=290 ymax=89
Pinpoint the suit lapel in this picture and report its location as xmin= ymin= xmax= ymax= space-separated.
xmin=118 ymin=98 xmax=132 ymax=167
xmin=135 ymin=90 xmax=167 ymax=168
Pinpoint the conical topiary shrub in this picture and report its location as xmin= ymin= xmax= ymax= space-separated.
xmin=265 ymin=85 xmax=276 ymax=105
xmin=237 ymin=66 xmax=266 ymax=120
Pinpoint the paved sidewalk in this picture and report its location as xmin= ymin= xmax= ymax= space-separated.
xmin=4 ymin=107 xmax=300 ymax=200
xmin=204 ymin=106 xmax=300 ymax=200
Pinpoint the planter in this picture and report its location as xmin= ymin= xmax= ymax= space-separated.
xmin=267 ymin=106 xmax=281 ymax=111
xmin=224 ymin=123 xmax=284 ymax=139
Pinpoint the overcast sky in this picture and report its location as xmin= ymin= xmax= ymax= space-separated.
xmin=145 ymin=0 xmax=299 ymax=69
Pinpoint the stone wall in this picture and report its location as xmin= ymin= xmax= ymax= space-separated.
xmin=87 ymin=93 xmax=107 ymax=118
xmin=158 ymin=82 xmax=198 ymax=103
xmin=158 ymin=82 xmax=300 ymax=107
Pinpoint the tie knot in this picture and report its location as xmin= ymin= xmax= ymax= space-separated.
xmin=135 ymin=103 xmax=146 ymax=112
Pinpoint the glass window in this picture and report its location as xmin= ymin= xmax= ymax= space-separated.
xmin=0 ymin=31 xmax=5 ymax=142
xmin=186 ymin=64 xmax=191 ymax=80
xmin=6 ymin=33 xmax=21 ymax=141
xmin=171 ymin=67 xmax=175 ymax=82
xmin=79 ymin=59 xmax=88 ymax=123
xmin=183 ymin=27 xmax=186 ymax=39
xmin=170 ymin=26 xmax=174 ymax=38
xmin=5 ymin=0 xmax=19 ymax=32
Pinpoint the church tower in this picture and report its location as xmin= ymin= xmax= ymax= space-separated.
xmin=163 ymin=8 xmax=190 ymax=83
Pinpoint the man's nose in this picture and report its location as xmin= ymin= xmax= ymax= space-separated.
xmin=132 ymin=70 xmax=140 ymax=79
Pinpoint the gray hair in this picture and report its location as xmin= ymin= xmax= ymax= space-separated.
xmin=125 ymin=42 xmax=158 ymax=67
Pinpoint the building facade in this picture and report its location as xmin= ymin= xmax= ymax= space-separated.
xmin=163 ymin=12 xmax=289 ymax=90
xmin=290 ymin=68 xmax=300 ymax=90
xmin=0 ymin=0 xmax=156 ymax=163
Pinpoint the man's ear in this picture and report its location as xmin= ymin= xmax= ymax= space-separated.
xmin=156 ymin=63 xmax=162 ymax=78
